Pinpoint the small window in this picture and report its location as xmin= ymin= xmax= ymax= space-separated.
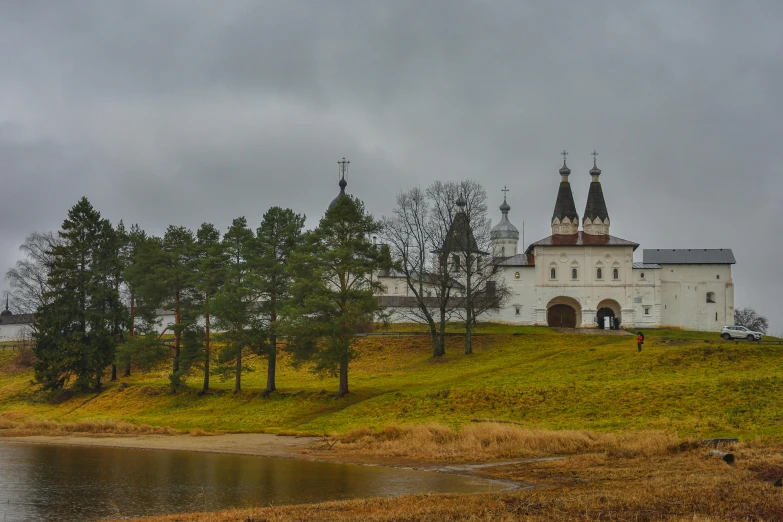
xmin=640 ymin=272 xmax=645 ymax=279
xmin=550 ymin=268 xmax=556 ymax=279
xmin=596 ymin=268 xmax=602 ymax=279
xmin=572 ymin=268 xmax=578 ymax=279
xmin=452 ymin=254 xmax=460 ymax=273
xmin=514 ymin=271 xmax=520 ymax=279
xmin=706 ymin=292 xmax=716 ymax=303
xmin=716 ymin=274 xmax=720 ymax=280
xmin=715 ymin=311 xmax=718 ymax=321
xmin=644 ymin=306 xmax=651 ymax=316
xmin=613 ymin=268 xmax=619 ymax=279
xmin=515 ymin=306 xmax=521 ymax=316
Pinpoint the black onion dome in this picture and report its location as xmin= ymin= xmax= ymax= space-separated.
xmin=559 ymin=162 xmax=571 ymax=176
xmin=0 ymin=309 xmax=11 ymax=317
xmin=328 ymin=178 xmax=348 ymax=210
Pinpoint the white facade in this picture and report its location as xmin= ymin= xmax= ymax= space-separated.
xmin=382 ymin=159 xmax=736 ymax=332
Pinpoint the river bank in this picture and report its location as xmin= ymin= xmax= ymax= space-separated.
xmin=3 ymin=432 xmax=318 ymax=459
xmin=3 ymin=430 xmax=782 ymax=521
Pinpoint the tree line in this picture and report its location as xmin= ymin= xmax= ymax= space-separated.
xmin=5 ymin=179 xmax=509 ymax=397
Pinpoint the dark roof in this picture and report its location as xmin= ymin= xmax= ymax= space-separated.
xmin=642 ymin=249 xmax=736 ymax=265
xmin=525 ymin=232 xmax=639 ymax=254
xmin=494 ymin=253 xmax=535 ymax=267
xmin=552 ymin=180 xmax=579 ymax=222
xmin=440 ymin=211 xmax=483 ymax=254
xmin=583 ymin=181 xmax=609 ymax=222
xmin=0 ymin=313 xmax=35 ymax=325
xmin=632 ymin=262 xmax=661 ymax=269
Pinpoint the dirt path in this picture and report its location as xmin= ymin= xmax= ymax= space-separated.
xmin=2 ymin=432 xmax=318 ymax=458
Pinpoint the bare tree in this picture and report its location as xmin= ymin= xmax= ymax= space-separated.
xmin=383 ymin=186 xmax=458 ymax=356
xmin=445 ymin=180 xmax=511 ymax=354
xmin=383 ymin=180 xmax=510 ymax=357
xmin=5 ymin=231 xmax=62 ymax=313
xmin=734 ymin=308 xmax=769 ymax=334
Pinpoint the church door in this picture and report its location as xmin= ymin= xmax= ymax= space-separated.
xmin=547 ymin=304 xmax=577 ymax=328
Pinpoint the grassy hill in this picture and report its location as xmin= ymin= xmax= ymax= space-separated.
xmin=1 ymin=325 xmax=782 ymax=439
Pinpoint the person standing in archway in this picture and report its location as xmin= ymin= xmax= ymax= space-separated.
xmin=637 ymin=332 xmax=644 ymax=352
xmin=613 ymin=316 xmax=620 ymax=330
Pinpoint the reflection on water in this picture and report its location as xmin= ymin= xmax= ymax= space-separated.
xmin=0 ymin=442 xmax=489 ymax=521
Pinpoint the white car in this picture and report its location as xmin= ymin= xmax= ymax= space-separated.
xmin=720 ymin=325 xmax=763 ymax=341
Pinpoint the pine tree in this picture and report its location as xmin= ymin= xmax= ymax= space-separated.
xmin=157 ymin=226 xmax=197 ymax=392
xmin=256 ymin=207 xmax=305 ymax=396
xmin=286 ymin=196 xmax=387 ymax=397
xmin=33 ymin=197 xmax=122 ymax=391
xmin=116 ymin=225 xmax=168 ymax=376
xmin=212 ymin=217 xmax=264 ymax=393
xmin=189 ymin=223 xmax=225 ymax=394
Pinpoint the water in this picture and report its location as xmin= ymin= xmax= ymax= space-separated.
xmin=0 ymin=442 xmax=493 ymax=521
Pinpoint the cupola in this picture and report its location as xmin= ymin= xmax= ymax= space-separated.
xmin=490 ymin=187 xmax=519 ymax=258
xmin=328 ymin=157 xmax=350 ymax=211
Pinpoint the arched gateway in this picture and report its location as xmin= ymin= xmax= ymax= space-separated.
xmin=596 ymin=299 xmax=622 ymax=329
xmin=546 ymin=297 xmax=582 ymax=328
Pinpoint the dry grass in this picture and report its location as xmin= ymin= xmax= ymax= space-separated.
xmin=0 ymin=415 xmax=179 ymax=436
xmin=332 ymin=423 xmax=684 ymax=461
xmin=130 ymin=440 xmax=783 ymax=522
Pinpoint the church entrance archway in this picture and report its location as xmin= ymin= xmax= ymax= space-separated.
xmin=596 ymin=299 xmax=622 ymax=329
xmin=546 ymin=297 xmax=582 ymax=328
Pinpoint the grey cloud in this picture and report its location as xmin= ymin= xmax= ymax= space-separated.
xmin=0 ymin=0 xmax=781 ymax=331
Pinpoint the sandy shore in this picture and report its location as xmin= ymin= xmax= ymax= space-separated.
xmin=2 ymin=432 xmax=319 ymax=458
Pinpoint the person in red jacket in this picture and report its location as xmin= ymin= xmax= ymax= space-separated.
xmin=637 ymin=332 xmax=645 ymax=352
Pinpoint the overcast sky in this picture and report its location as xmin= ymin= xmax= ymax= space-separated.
xmin=1 ymin=1 xmax=781 ymax=332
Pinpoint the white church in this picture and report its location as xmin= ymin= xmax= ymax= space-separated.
xmin=379 ymin=153 xmax=736 ymax=331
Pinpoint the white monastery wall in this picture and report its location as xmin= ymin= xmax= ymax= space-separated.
xmin=0 ymin=324 xmax=33 ymax=343
xmin=658 ymin=264 xmax=733 ymax=331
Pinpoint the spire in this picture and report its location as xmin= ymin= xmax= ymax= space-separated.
xmin=328 ymin=157 xmax=350 ymax=210
xmin=551 ymin=150 xmax=578 ymax=235
xmin=583 ymin=150 xmax=610 ymax=235
xmin=559 ymin=149 xmax=571 ymax=178
xmin=1 ymin=294 xmax=11 ymax=317
xmin=499 ymin=186 xmax=510 ymax=213
xmin=590 ymin=149 xmax=601 ymax=179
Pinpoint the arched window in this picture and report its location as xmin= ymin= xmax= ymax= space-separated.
xmin=550 ymin=268 xmax=556 ymax=279
xmin=613 ymin=268 xmax=619 ymax=279
xmin=706 ymin=292 xmax=716 ymax=303
xmin=596 ymin=268 xmax=602 ymax=279
xmin=572 ymin=268 xmax=578 ymax=279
